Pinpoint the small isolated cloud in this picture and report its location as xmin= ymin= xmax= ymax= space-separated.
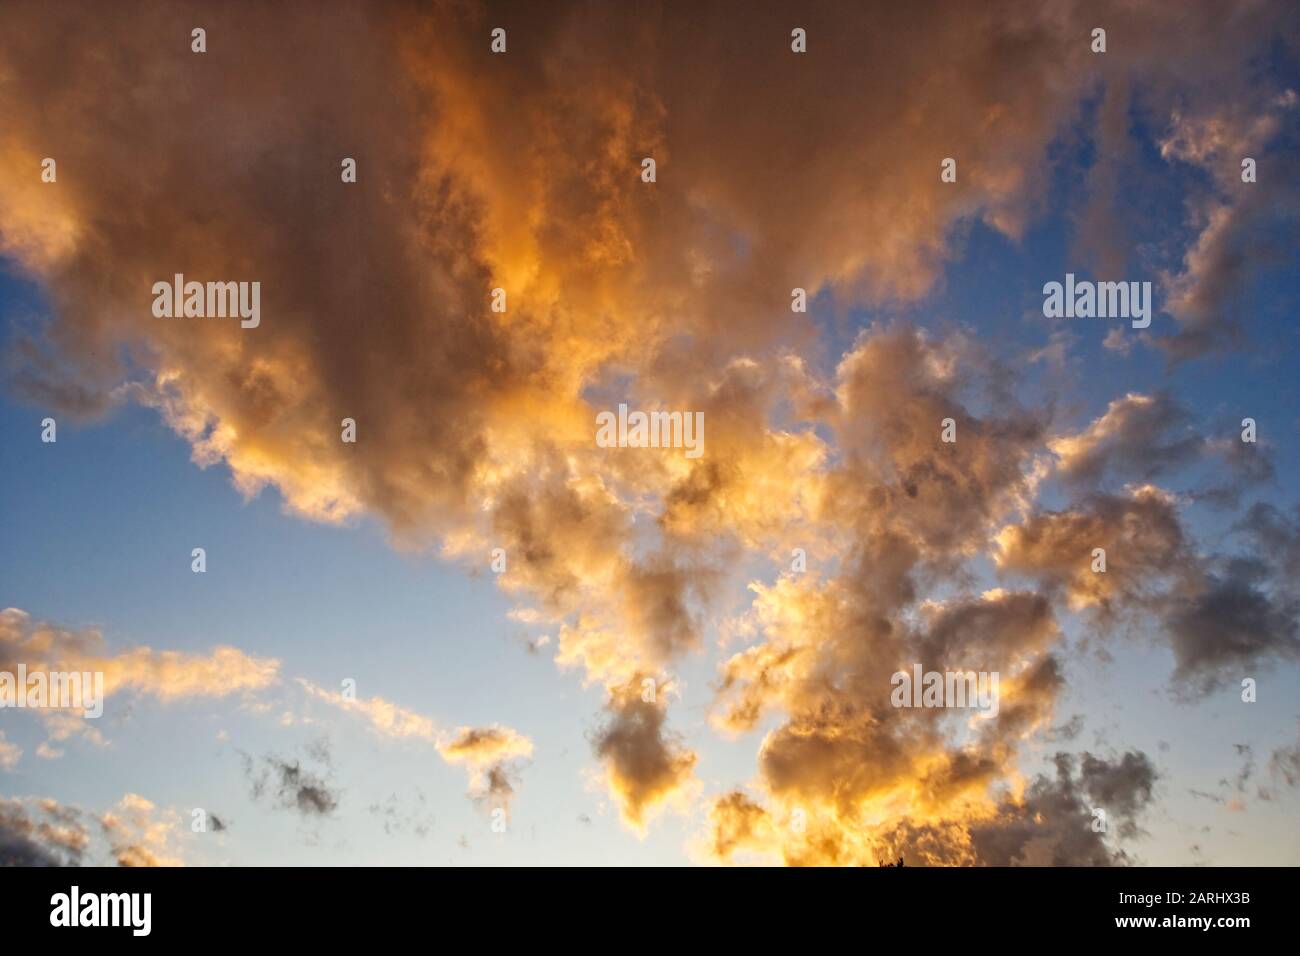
xmin=241 ymin=749 xmax=339 ymax=819
xmin=297 ymin=678 xmax=438 ymax=743
xmin=0 ymin=732 xmax=21 ymax=771
xmin=437 ymin=725 xmax=533 ymax=811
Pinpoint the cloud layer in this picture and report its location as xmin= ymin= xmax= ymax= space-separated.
xmin=1 ymin=0 xmax=1297 ymax=861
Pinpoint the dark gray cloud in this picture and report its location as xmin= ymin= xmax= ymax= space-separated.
xmin=1267 ymin=722 xmax=1300 ymax=790
xmin=1238 ymin=503 xmax=1300 ymax=583
xmin=1164 ymin=556 xmax=1300 ymax=693
xmin=1079 ymin=751 xmax=1158 ymax=837
xmin=0 ymin=797 xmax=88 ymax=867
xmin=242 ymin=750 xmax=340 ymax=818
xmin=967 ymin=751 xmax=1158 ymax=865
xmin=1052 ymin=392 xmax=1202 ymax=487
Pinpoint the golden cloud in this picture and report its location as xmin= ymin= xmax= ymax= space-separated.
xmin=0 ymin=0 xmax=1294 ymax=855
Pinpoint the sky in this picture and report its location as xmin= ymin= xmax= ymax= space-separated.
xmin=1 ymin=0 xmax=1299 ymax=867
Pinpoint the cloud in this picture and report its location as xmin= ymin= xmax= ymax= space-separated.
xmin=1049 ymin=393 xmax=1202 ymax=487
xmin=1157 ymin=90 xmax=1300 ymax=359
xmin=0 ymin=795 xmax=88 ymax=866
xmin=699 ymin=345 xmax=1132 ymax=866
xmin=242 ymin=750 xmax=340 ymax=819
xmin=1078 ymin=751 xmax=1158 ymax=838
xmin=2 ymin=792 xmax=184 ymax=867
xmin=0 ymin=732 xmax=20 ymax=771
xmin=706 ymin=791 xmax=778 ymax=863
xmin=296 ymin=680 xmax=534 ymax=811
xmin=995 ymin=487 xmax=1300 ymax=691
xmin=98 ymin=793 xmax=184 ymax=867
xmin=994 ymin=486 xmax=1189 ymax=612
xmin=1237 ymin=502 xmax=1300 ymax=583
xmin=1163 ymin=557 xmax=1300 ymax=693
xmin=0 ymin=607 xmax=280 ymax=751
xmin=0 ymin=0 xmax=1296 ymax=851
xmin=1268 ymin=722 xmax=1300 ymax=790
xmin=437 ymin=725 xmax=533 ymax=811
xmin=437 ymin=725 xmax=532 ymax=765
xmin=706 ymin=750 xmax=1158 ymax=866
xmin=591 ymin=681 xmax=698 ymax=833
xmin=297 ymin=678 xmax=439 ymax=744
xmin=0 ymin=607 xmax=279 ymax=705
xmin=966 ymin=751 xmax=1157 ymax=866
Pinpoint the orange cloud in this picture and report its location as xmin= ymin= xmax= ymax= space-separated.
xmin=1 ymin=0 xmax=1294 ymax=854
xmin=437 ymin=725 xmax=534 ymax=811
xmin=1 ymin=608 xmax=280 ymax=742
